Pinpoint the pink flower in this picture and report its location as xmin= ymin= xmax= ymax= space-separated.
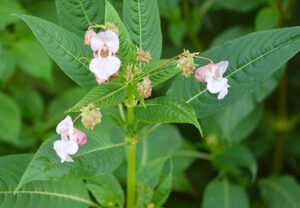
xmin=138 ymin=76 xmax=152 ymax=98
xmin=84 ymin=29 xmax=96 ymax=45
xmin=89 ymin=30 xmax=121 ymax=83
xmin=54 ymin=115 xmax=87 ymax=163
xmin=136 ymin=48 xmax=151 ymax=64
xmin=195 ymin=61 xmax=230 ymax=100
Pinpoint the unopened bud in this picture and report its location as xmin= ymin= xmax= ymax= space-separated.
xmin=105 ymin=22 xmax=119 ymax=36
xmin=138 ymin=76 xmax=152 ymax=98
xmin=84 ymin=29 xmax=96 ymax=45
xmin=177 ymin=49 xmax=198 ymax=77
xmin=137 ymin=48 xmax=151 ymax=64
xmin=125 ymin=65 xmax=135 ymax=81
xmin=80 ymin=104 xmax=102 ymax=130
xmin=147 ymin=203 xmax=155 ymax=208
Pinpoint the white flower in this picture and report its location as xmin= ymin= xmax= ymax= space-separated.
xmin=54 ymin=115 xmax=87 ymax=163
xmin=195 ymin=61 xmax=230 ymax=99
xmin=89 ymin=30 xmax=121 ymax=83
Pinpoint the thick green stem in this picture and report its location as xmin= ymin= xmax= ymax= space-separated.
xmin=126 ymin=93 xmax=136 ymax=208
xmin=127 ymin=143 xmax=136 ymax=208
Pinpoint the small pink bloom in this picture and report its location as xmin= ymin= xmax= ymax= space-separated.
xmin=84 ymin=29 xmax=96 ymax=45
xmin=74 ymin=128 xmax=87 ymax=146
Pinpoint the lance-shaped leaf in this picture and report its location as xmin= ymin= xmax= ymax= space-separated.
xmin=17 ymin=15 xmax=97 ymax=89
xmin=259 ymin=175 xmax=300 ymax=208
xmin=123 ymin=0 xmax=162 ymax=59
xmin=67 ymin=82 xmax=128 ymax=112
xmin=134 ymin=97 xmax=202 ymax=135
xmin=202 ymin=178 xmax=249 ymax=208
xmin=56 ymin=0 xmax=105 ymax=37
xmin=136 ymin=60 xmax=179 ymax=86
xmin=0 ymin=154 xmax=97 ymax=208
xmin=105 ymin=0 xmax=132 ymax=60
xmin=168 ymin=26 xmax=300 ymax=118
xmin=15 ymin=132 xmax=125 ymax=191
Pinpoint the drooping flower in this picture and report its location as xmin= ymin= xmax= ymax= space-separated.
xmin=53 ymin=115 xmax=87 ymax=163
xmin=195 ymin=61 xmax=230 ymax=99
xmin=89 ymin=30 xmax=121 ymax=83
xmin=177 ymin=50 xmax=198 ymax=77
xmin=136 ymin=48 xmax=151 ymax=64
xmin=80 ymin=103 xmax=102 ymax=130
xmin=138 ymin=76 xmax=152 ymax=98
xmin=84 ymin=29 xmax=96 ymax=45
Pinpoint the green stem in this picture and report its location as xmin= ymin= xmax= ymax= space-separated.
xmin=127 ymin=143 xmax=136 ymax=208
xmin=126 ymin=93 xmax=136 ymax=208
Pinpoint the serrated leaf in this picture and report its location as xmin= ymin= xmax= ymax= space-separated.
xmin=105 ymin=0 xmax=132 ymax=60
xmin=0 ymin=92 xmax=21 ymax=145
xmin=134 ymin=97 xmax=202 ymax=135
xmin=0 ymin=154 xmax=96 ymax=208
xmin=68 ymin=82 xmax=128 ymax=112
xmin=168 ymin=27 xmax=300 ymax=118
xmin=15 ymin=132 xmax=124 ymax=191
xmin=212 ymin=145 xmax=257 ymax=181
xmin=86 ymin=174 xmax=124 ymax=207
xmin=56 ymin=0 xmax=105 ymax=37
xmin=17 ymin=14 xmax=97 ymax=89
xmin=259 ymin=175 xmax=300 ymax=208
xmin=13 ymin=38 xmax=52 ymax=82
xmin=123 ymin=0 xmax=162 ymax=59
xmin=138 ymin=60 xmax=180 ymax=86
xmin=202 ymin=178 xmax=249 ymax=208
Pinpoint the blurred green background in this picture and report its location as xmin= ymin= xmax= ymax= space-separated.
xmin=1 ymin=0 xmax=300 ymax=207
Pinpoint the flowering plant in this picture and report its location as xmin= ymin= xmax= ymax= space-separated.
xmin=0 ymin=0 xmax=300 ymax=208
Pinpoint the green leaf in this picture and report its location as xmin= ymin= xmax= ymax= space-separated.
xmin=139 ymin=60 xmax=180 ymax=86
xmin=0 ymin=47 xmax=15 ymax=84
xmin=134 ymin=97 xmax=202 ymax=135
xmin=46 ymin=87 xmax=86 ymax=129
xmin=0 ymin=0 xmax=25 ymax=26
xmin=0 ymin=92 xmax=21 ymax=145
xmin=17 ymin=14 xmax=97 ymax=89
xmin=56 ymin=0 xmax=105 ymax=37
xmin=215 ymin=0 xmax=260 ymax=12
xmin=202 ymin=178 xmax=249 ymax=208
xmin=123 ymin=0 xmax=162 ymax=59
xmin=255 ymin=7 xmax=280 ymax=31
xmin=212 ymin=145 xmax=257 ymax=181
xmin=168 ymin=26 xmax=300 ymax=118
xmin=12 ymin=86 xmax=44 ymax=120
xmin=13 ymin=38 xmax=52 ymax=82
xmin=105 ymin=0 xmax=132 ymax=60
xmin=67 ymin=82 xmax=128 ymax=112
xmin=15 ymin=132 xmax=124 ymax=191
xmin=86 ymin=174 xmax=124 ymax=207
xmin=137 ymin=124 xmax=182 ymax=168
xmin=0 ymin=154 xmax=96 ymax=208
xmin=259 ymin=175 xmax=300 ymax=208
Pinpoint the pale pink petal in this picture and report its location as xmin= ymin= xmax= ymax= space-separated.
xmin=53 ymin=140 xmax=74 ymax=163
xmin=74 ymin=128 xmax=87 ymax=146
xmin=95 ymin=76 xmax=106 ymax=84
xmin=84 ymin=30 xmax=96 ymax=45
xmin=214 ymin=61 xmax=229 ymax=77
xmin=89 ymin=56 xmax=121 ymax=80
xmin=101 ymin=30 xmax=119 ymax=53
xmin=91 ymin=33 xmax=105 ymax=51
xmin=195 ymin=64 xmax=211 ymax=82
xmin=65 ymin=140 xmax=79 ymax=155
xmin=56 ymin=115 xmax=74 ymax=135
xmin=207 ymin=78 xmax=228 ymax=94
xmin=218 ymin=84 xmax=229 ymax=100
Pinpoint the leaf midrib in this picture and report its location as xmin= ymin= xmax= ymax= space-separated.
xmin=0 ymin=190 xmax=98 ymax=207
xmin=78 ymin=0 xmax=91 ymax=26
xmin=186 ymin=33 xmax=300 ymax=103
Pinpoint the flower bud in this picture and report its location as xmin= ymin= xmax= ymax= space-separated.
xmin=137 ymin=76 xmax=152 ymax=98
xmin=147 ymin=204 xmax=155 ymax=208
xmin=125 ymin=65 xmax=135 ymax=81
xmin=137 ymin=48 xmax=151 ymax=64
xmin=80 ymin=104 xmax=102 ymax=130
xmin=177 ymin=50 xmax=198 ymax=77
xmin=84 ymin=29 xmax=96 ymax=45
xmin=105 ymin=22 xmax=120 ymax=36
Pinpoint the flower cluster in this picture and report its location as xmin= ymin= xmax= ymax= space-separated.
xmin=177 ymin=50 xmax=198 ymax=77
xmin=195 ymin=61 xmax=230 ymax=99
xmin=84 ymin=23 xmax=121 ymax=84
xmin=53 ymin=115 xmax=87 ymax=163
xmin=138 ymin=76 xmax=152 ymax=98
xmin=136 ymin=48 xmax=151 ymax=64
xmin=80 ymin=103 xmax=102 ymax=130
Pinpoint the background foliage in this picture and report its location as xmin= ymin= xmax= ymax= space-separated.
xmin=0 ymin=0 xmax=300 ymax=207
